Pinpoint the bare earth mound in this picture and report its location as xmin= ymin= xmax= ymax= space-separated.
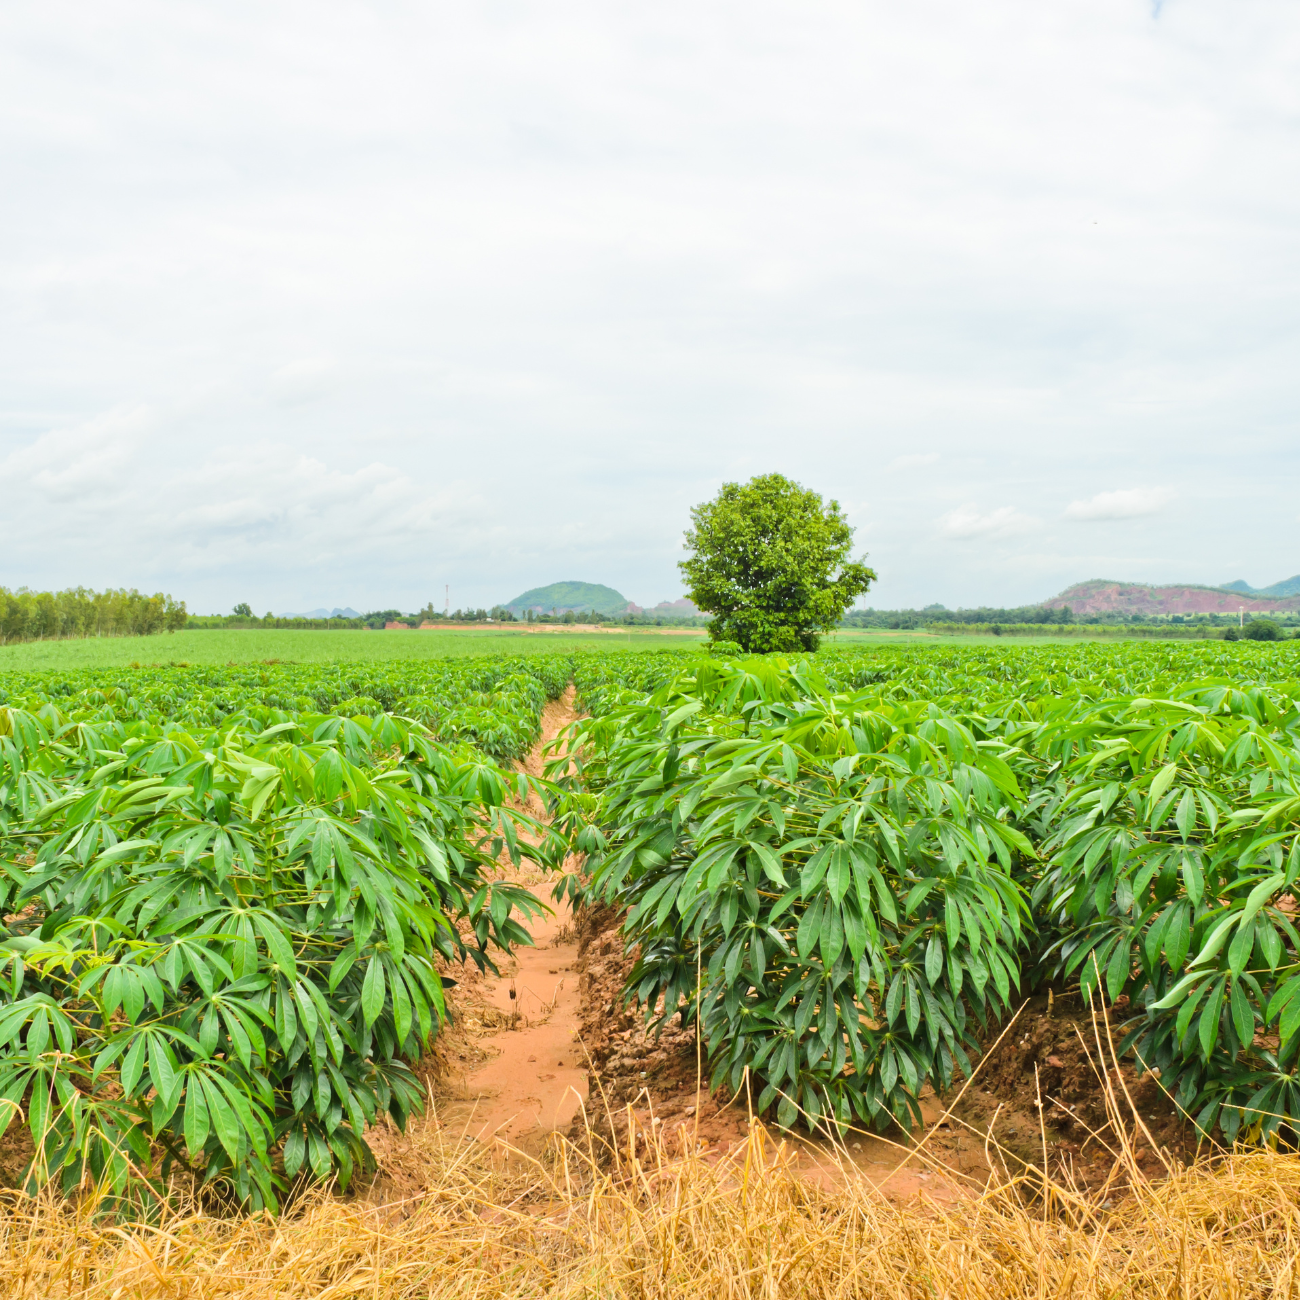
xmin=1045 ymin=580 xmax=1300 ymax=616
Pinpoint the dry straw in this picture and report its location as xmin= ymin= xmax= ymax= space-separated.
xmin=2 ymin=994 xmax=1296 ymax=1297
xmin=3 ymin=1078 xmax=1300 ymax=1300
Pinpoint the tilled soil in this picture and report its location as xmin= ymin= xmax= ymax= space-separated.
xmin=953 ymin=990 xmax=1202 ymax=1183
xmin=367 ymin=690 xmax=590 ymax=1194
xmin=567 ymin=898 xmax=1203 ymax=1195
xmin=570 ymin=902 xmax=738 ymax=1153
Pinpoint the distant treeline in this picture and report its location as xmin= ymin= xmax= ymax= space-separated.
xmin=510 ymin=607 xmax=709 ymax=627
xmin=930 ymin=623 xmax=1225 ymax=639
xmin=187 ymin=604 xmax=711 ymax=630
xmin=1 ymin=587 xmax=187 ymax=644
xmin=186 ymin=615 xmax=369 ymax=630
xmin=186 ymin=605 xmax=523 ymax=630
xmin=842 ymin=604 xmax=1075 ymax=630
xmin=842 ymin=605 xmax=1300 ymax=630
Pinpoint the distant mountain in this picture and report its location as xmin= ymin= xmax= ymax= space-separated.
xmin=504 ymin=582 xmax=633 ymax=616
xmin=629 ymin=597 xmax=702 ymax=617
xmin=278 ymin=607 xmax=361 ymax=619
xmin=1220 ymin=576 xmax=1300 ymax=599
xmin=1043 ymin=580 xmax=1300 ymax=616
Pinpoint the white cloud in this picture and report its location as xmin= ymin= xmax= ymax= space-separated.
xmin=0 ymin=410 xmax=693 ymax=608
xmin=0 ymin=406 xmax=155 ymax=506
xmin=1065 ymin=487 xmax=1176 ymax=521
xmin=0 ymin=2 xmax=1298 ymax=610
xmin=269 ymin=358 xmax=337 ymax=406
xmin=940 ymin=505 xmax=1042 ymax=541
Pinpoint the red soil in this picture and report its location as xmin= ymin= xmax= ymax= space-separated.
xmin=1045 ymin=581 xmax=1300 ymax=616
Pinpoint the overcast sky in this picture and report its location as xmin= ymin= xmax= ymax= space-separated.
xmin=1 ymin=0 xmax=1297 ymax=614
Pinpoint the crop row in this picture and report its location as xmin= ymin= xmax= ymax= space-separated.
xmin=1 ymin=638 xmax=1299 ymax=1207
xmin=559 ymin=642 xmax=1300 ymax=1142
xmin=0 ymin=647 xmax=696 ymax=1206
xmin=0 ymin=654 xmax=582 ymax=764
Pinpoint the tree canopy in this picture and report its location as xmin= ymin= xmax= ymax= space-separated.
xmin=679 ymin=473 xmax=876 ymax=652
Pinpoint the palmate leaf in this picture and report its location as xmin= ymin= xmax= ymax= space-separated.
xmin=569 ymin=644 xmax=1300 ymax=1143
xmin=578 ymin=658 xmax=1038 ymax=1134
xmin=0 ymin=679 xmax=568 ymax=1209
xmin=10 ymin=639 xmax=1300 ymax=1189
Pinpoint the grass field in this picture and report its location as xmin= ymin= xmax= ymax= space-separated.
xmin=0 ymin=626 xmax=708 ymax=669
xmin=0 ymin=625 xmax=1205 ymax=670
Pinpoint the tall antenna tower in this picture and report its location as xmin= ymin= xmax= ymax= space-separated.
xmin=445 ymin=585 xmax=449 ymax=618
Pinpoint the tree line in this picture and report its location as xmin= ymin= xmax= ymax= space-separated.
xmin=843 ymin=607 xmax=1300 ymax=632
xmin=186 ymin=605 xmax=713 ymax=630
xmin=842 ymin=604 xmax=1076 ymax=630
xmin=188 ymin=605 xmax=523 ymax=630
xmin=0 ymin=587 xmax=187 ymax=644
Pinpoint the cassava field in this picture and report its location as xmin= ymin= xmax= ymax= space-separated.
xmin=4 ymin=639 xmax=1300 ymax=1296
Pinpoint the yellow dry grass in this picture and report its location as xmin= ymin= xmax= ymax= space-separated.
xmin=2 ymin=1101 xmax=1299 ymax=1300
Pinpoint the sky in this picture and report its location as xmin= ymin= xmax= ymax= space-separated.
xmin=1 ymin=0 xmax=1297 ymax=614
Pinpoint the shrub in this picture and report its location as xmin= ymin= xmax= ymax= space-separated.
xmin=557 ymin=646 xmax=1300 ymax=1145
xmin=1245 ymin=618 xmax=1283 ymax=641
xmin=559 ymin=659 xmax=1030 ymax=1131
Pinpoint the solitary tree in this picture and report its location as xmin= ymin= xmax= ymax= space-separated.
xmin=233 ymin=602 xmax=253 ymax=617
xmin=679 ymin=473 xmax=876 ymax=653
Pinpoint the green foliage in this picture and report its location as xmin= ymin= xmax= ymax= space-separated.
xmin=0 ymin=646 xmax=701 ymax=1206
xmin=0 ymin=655 xmax=577 ymax=763
xmin=1 ymin=587 xmax=187 ymax=644
xmin=1028 ymin=684 xmax=1300 ymax=1144
xmin=0 ymin=690 xmax=567 ymax=1207
xmin=9 ymin=636 xmax=1300 ymax=1210
xmin=555 ymin=639 xmax=1300 ymax=1146
xmin=679 ymin=474 xmax=876 ymax=654
xmin=1245 ymin=618 xmax=1283 ymax=641
xmin=558 ymin=659 xmax=1028 ymax=1131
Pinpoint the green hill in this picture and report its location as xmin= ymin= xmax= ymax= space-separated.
xmin=1223 ymin=575 xmax=1300 ymax=598
xmin=504 ymin=581 xmax=631 ymax=616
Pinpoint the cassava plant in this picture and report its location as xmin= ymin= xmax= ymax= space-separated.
xmin=1030 ymin=685 xmax=1300 ymax=1142
xmin=555 ymin=658 xmax=1033 ymax=1131
xmin=0 ymin=700 xmax=565 ymax=1207
xmin=559 ymin=644 xmax=1300 ymax=1147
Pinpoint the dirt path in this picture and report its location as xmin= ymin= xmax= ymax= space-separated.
xmin=437 ymin=689 xmax=588 ymax=1155
xmin=424 ymin=688 xmax=962 ymax=1198
xmin=391 ymin=689 xmax=1108 ymax=1205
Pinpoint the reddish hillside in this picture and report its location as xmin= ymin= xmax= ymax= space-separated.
xmin=1045 ymin=580 xmax=1300 ymax=616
